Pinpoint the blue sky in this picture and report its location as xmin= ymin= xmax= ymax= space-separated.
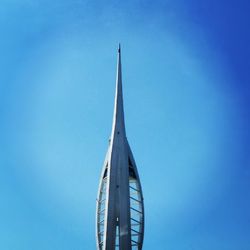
xmin=0 ymin=1 xmax=250 ymax=249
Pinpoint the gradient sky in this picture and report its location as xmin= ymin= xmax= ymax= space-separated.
xmin=0 ymin=1 xmax=250 ymax=249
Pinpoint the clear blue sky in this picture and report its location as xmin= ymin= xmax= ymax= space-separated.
xmin=0 ymin=0 xmax=250 ymax=249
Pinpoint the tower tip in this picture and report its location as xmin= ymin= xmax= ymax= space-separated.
xmin=118 ymin=43 xmax=121 ymax=53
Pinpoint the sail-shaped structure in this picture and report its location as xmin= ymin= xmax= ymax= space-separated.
xmin=96 ymin=45 xmax=144 ymax=250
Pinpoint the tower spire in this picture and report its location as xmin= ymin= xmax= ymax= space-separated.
xmin=111 ymin=44 xmax=126 ymax=139
xmin=96 ymin=46 xmax=144 ymax=250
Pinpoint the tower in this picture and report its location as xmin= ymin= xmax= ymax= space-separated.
xmin=96 ymin=45 xmax=145 ymax=250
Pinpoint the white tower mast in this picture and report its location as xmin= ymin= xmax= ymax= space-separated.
xmin=96 ymin=45 xmax=144 ymax=250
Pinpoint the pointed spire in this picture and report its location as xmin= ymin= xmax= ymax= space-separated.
xmin=96 ymin=45 xmax=145 ymax=250
xmin=111 ymin=44 xmax=126 ymax=138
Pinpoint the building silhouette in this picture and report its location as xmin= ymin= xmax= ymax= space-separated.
xmin=96 ymin=45 xmax=145 ymax=250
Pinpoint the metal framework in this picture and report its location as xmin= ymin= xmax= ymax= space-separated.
xmin=96 ymin=45 xmax=144 ymax=250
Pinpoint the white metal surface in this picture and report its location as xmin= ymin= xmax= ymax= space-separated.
xmin=96 ymin=45 xmax=144 ymax=250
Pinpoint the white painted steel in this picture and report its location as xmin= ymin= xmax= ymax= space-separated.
xmin=96 ymin=45 xmax=144 ymax=250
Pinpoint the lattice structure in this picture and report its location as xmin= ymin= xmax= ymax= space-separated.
xmin=129 ymin=170 xmax=144 ymax=249
xmin=97 ymin=167 xmax=108 ymax=248
xmin=96 ymin=46 xmax=144 ymax=250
